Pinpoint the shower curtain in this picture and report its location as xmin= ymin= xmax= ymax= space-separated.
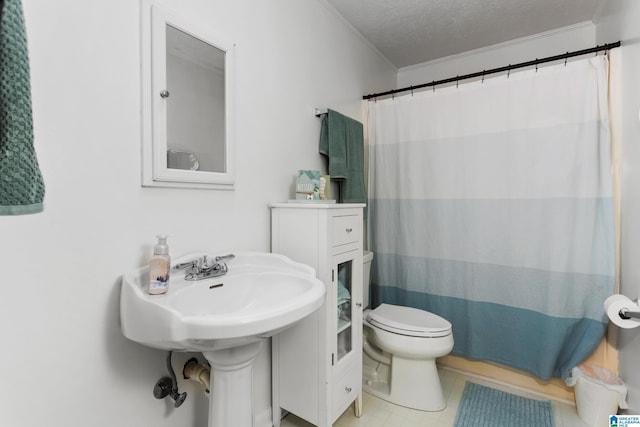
xmin=367 ymin=56 xmax=615 ymax=380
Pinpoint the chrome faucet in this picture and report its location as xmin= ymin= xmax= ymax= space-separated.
xmin=173 ymin=254 xmax=235 ymax=281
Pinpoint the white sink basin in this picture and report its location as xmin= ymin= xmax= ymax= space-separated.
xmin=120 ymin=252 xmax=325 ymax=427
xmin=120 ymin=252 xmax=325 ymax=351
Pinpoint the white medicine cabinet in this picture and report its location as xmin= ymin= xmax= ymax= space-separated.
xmin=140 ymin=0 xmax=236 ymax=189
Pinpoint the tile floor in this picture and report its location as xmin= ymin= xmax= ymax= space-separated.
xmin=280 ymin=367 xmax=591 ymax=427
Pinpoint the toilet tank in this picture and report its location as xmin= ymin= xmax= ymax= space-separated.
xmin=363 ymin=250 xmax=374 ymax=308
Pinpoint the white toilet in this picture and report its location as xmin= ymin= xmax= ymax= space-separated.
xmin=362 ymin=250 xmax=454 ymax=411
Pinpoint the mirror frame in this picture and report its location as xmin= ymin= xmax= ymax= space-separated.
xmin=141 ymin=1 xmax=236 ymax=190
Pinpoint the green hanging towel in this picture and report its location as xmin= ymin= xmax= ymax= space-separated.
xmin=319 ymin=109 xmax=367 ymax=206
xmin=0 ymin=0 xmax=45 ymax=215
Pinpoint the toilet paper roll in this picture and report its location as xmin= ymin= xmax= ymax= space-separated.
xmin=604 ymin=294 xmax=640 ymax=329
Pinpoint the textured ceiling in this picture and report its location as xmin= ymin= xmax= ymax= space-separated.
xmin=326 ymin=0 xmax=606 ymax=68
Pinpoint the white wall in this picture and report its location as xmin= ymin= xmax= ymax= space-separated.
xmin=0 ymin=1 xmax=395 ymax=426
xmin=596 ymin=0 xmax=640 ymax=413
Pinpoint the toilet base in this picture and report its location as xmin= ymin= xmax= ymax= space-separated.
xmin=363 ymin=352 xmax=447 ymax=412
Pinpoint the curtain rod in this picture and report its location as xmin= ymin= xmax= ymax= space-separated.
xmin=363 ymin=41 xmax=621 ymax=100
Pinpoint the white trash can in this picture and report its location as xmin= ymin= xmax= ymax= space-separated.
xmin=568 ymin=364 xmax=628 ymax=427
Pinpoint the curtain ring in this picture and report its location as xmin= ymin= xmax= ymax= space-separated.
xmin=456 ymin=76 xmax=459 ymax=88
xmin=432 ymin=81 xmax=435 ymax=93
xmin=507 ymin=66 xmax=511 ymax=78
xmin=482 ymin=70 xmax=485 ymax=83
xmin=564 ymin=53 xmax=568 ymax=66
xmin=535 ymin=60 xmax=538 ymax=72
xmin=410 ymin=85 xmax=414 ymax=96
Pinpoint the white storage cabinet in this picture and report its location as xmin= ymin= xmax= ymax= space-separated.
xmin=270 ymin=203 xmax=364 ymax=427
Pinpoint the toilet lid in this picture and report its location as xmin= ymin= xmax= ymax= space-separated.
xmin=367 ymin=303 xmax=452 ymax=338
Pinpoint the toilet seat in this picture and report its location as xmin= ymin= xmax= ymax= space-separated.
xmin=367 ymin=303 xmax=452 ymax=338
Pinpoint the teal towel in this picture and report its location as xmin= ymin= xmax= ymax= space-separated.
xmin=319 ymin=109 xmax=366 ymax=205
xmin=337 ymin=276 xmax=351 ymax=321
xmin=0 ymin=0 xmax=45 ymax=215
xmin=337 ymin=278 xmax=350 ymax=305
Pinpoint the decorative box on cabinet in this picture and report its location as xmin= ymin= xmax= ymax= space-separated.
xmin=270 ymin=203 xmax=365 ymax=427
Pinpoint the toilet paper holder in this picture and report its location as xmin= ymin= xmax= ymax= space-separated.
xmin=619 ymin=308 xmax=640 ymax=319
xmin=619 ymin=299 xmax=640 ymax=320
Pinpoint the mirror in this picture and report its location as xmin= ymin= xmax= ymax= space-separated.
xmin=166 ymin=25 xmax=226 ymax=173
xmin=141 ymin=1 xmax=235 ymax=189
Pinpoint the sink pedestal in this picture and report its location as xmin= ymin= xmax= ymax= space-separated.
xmin=202 ymin=340 xmax=263 ymax=427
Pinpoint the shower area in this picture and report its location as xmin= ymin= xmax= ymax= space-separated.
xmin=366 ymin=53 xmax=617 ymax=383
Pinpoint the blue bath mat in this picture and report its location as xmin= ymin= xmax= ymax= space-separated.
xmin=454 ymin=382 xmax=555 ymax=427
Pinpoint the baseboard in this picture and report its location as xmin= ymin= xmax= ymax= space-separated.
xmin=438 ymin=354 xmax=576 ymax=405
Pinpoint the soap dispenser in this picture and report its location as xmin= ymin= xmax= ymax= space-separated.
xmin=149 ymin=234 xmax=171 ymax=295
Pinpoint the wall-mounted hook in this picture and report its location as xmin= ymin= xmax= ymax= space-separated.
xmin=314 ymin=108 xmax=327 ymax=117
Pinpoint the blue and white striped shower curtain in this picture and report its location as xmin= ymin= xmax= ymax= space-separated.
xmin=367 ymin=56 xmax=615 ymax=380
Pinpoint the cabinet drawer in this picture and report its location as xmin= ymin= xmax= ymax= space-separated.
xmin=332 ymin=215 xmax=360 ymax=247
xmin=332 ymin=368 xmax=359 ymax=420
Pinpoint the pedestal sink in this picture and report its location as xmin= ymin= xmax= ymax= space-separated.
xmin=120 ymin=252 xmax=325 ymax=427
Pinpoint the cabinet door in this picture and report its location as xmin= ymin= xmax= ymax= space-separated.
xmin=332 ymin=251 xmax=357 ymax=367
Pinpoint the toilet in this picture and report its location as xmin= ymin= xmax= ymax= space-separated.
xmin=361 ymin=250 xmax=454 ymax=411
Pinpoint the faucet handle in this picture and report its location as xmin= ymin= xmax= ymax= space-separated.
xmin=214 ymin=254 xmax=235 ymax=263
xmin=173 ymin=260 xmax=196 ymax=270
xmin=173 ymin=257 xmax=203 ymax=273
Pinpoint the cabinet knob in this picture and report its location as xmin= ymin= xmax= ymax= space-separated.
xmin=345 ymin=227 xmax=353 ymax=233
xmin=160 ymin=89 xmax=170 ymax=98
xmin=355 ymin=302 xmax=362 ymax=308
xmin=345 ymin=386 xmax=352 ymax=393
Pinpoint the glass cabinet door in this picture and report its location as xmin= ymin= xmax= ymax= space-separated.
xmin=335 ymin=255 xmax=354 ymax=364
